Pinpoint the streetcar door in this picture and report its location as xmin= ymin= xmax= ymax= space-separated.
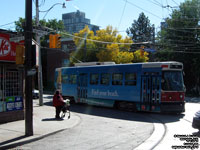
xmin=77 ymin=73 xmax=88 ymax=102
xmin=141 ymin=73 xmax=161 ymax=111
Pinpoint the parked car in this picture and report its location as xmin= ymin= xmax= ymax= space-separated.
xmin=192 ymin=110 xmax=200 ymax=130
xmin=32 ymin=89 xmax=39 ymax=99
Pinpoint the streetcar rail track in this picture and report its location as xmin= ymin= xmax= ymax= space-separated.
xmin=182 ymin=118 xmax=192 ymax=123
xmin=135 ymin=114 xmax=167 ymax=150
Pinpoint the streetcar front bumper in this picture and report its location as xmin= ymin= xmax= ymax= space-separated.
xmin=160 ymin=102 xmax=185 ymax=113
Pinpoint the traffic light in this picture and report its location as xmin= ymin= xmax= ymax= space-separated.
xmin=49 ymin=34 xmax=61 ymax=49
xmin=16 ymin=45 xmax=25 ymax=65
xmin=55 ymin=34 xmax=61 ymax=49
xmin=49 ymin=34 xmax=56 ymax=48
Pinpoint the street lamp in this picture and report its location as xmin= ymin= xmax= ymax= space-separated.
xmin=35 ymin=1 xmax=66 ymax=106
xmin=40 ymin=3 xmax=66 ymax=19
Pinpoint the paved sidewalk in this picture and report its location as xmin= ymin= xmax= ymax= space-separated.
xmin=1 ymin=96 xmax=198 ymax=149
xmin=0 ymin=96 xmax=81 ymax=149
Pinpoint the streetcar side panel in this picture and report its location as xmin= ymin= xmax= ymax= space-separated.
xmin=86 ymin=64 xmax=142 ymax=107
xmin=61 ymin=67 xmax=78 ymax=100
xmin=60 ymin=64 xmax=143 ymax=107
xmin=57 ymin=61 xmax=185 ymax=113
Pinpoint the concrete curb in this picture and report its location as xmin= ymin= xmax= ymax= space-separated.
xmin=0 ymin=97 xmax=81 ymax=149
xmin=135 ymin=122 xmax=166 ymax=150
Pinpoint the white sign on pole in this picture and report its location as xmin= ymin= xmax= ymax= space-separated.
xmin=10 ymin=36 xmax=24 ymax=42
xmin=33 ymin=29 xmax=48 ymax=36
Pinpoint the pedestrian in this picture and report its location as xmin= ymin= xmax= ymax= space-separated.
xmin=53 ymin=90 xmax=65 ymax=119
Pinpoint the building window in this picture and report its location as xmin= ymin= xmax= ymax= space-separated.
xmin=4 ymin=70 xmax=22 ymax=97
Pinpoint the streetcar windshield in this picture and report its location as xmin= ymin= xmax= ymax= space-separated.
xmin=162 ymin=71 xmax=184 ymax=91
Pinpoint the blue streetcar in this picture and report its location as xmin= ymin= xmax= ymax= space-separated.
xmin=55 ymin=61 xmax=185 ymax=113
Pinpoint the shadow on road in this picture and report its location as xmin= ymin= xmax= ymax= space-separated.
xmin=43 ymin=95 xmax=53 ymax=99
xmin=0 ymin=135 xmax=27 ymax=147
xmin=69 ymin=103 xmax=185 ymax=123
xmin=40 ymin=93 xmax=185 ymax=124
xmin=43 ymin=101 xmax=52 ymax=106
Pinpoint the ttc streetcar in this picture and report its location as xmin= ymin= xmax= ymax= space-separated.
xmin=55 ymin=61 xmax=185 ymax=113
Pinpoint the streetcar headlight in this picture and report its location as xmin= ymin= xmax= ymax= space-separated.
xmin=180 ymin=94 xmax=183 ymax=99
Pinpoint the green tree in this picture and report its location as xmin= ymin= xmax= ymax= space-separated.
xmin=156 ymin=0 xmax=200 ymax=95
xmin=72 ymin=25 xmax=149 ymax=64
xmin=15 ymin=18 xmax=66 ymax=47
xmin=72 ymin=26 xmax=136 ymax=64
xmin=96 ymin=44 xmax=134 ymax=64
xmin=15 ymin=17 xmax=25 ymax=33
xmin=132 ymin=50 xmax=149 ymax=63
xmin=45 ymin=19 xmax=65 ymax=31
xmin=126 ymin=12 xmax=155 ymax=50
xmin=72 ymin=26 xmax=96 ymax=63
xmin=15 ymin=18 xmax=64 ymax=32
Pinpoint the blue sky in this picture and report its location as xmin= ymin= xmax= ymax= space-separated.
xmin=0 ymin=0 xmax=185 ymax=36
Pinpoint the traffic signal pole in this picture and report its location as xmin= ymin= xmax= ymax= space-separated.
xmin=36 ymin=0 xmax=44 ymax=106
xmin=25 ymin=0 xmax=33 ymax=136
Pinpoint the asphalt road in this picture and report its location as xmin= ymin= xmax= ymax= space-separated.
xmin=15 ymin=104 xmax=154 ymax=150
xmin=153 ymin=103 xmax=200 ymax=150
xmin=14 ymin=97 xmax=200 ymax=150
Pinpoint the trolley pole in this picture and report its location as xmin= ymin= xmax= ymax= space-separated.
xmin=36 ymin=0 xmax=44 ymax=106
xmin=25 ymin=0 xmax=33 ymax=136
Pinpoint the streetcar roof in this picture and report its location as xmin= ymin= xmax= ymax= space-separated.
xmin=56 ymin=61 xmax=183 ymax=70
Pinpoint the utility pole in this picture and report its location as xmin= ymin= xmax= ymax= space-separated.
xmin=36 ymin=0 xmax=43 ymax=106
xmin=25 ymin=0 xmax=33 ymax=136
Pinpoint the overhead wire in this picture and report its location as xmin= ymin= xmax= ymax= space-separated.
xmin=61 ymin=31 xmax=150 ymax=45
xmin=118 ymin=0 xmax=127 ymax=29
xmin=1 ymin=26 xmax=16 ymax=31
xmin=0 ymin=22 xmax=15 ymax=27
xmin=171 ymin=0 xmax=179 ymax=6
xmin=146 ymin=0 xmax=163 ymax=7
xmin=30 ymin=23 xmax=200 ymax=53
xmin=0 ymin=1 xmax=198 ymax=54
xmin=153 ymin=0 xmax=163 ymax=6
xmin=123 ymin=0 xmax=162 ymax=19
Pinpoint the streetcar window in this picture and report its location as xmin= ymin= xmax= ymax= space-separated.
xmin=125 ymin=73 xmax=137 ymax=86
xmin=62 ymin=74 xmax=68 ymax=84
xmin=112 ymin=73 xmax=123 ymax=85
xmin=100 ymin=73 xmax=110 ymax=85
xmin=148 ymin=78 xmax=150 ymax=89
xmin=157 ymin=78 xmax=160 ymax=90
xmin=69 ymin=74 xmax=77 ymax=84
xmin=79 ymin=73 xmax=88 ymax=86
xmin=152 ymin=78 xmax=156 ymax=89
xmin=90 ymin=73 xmax=99 ymax=85
xmin=162 ymin=71 xmax=184 ymax=91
